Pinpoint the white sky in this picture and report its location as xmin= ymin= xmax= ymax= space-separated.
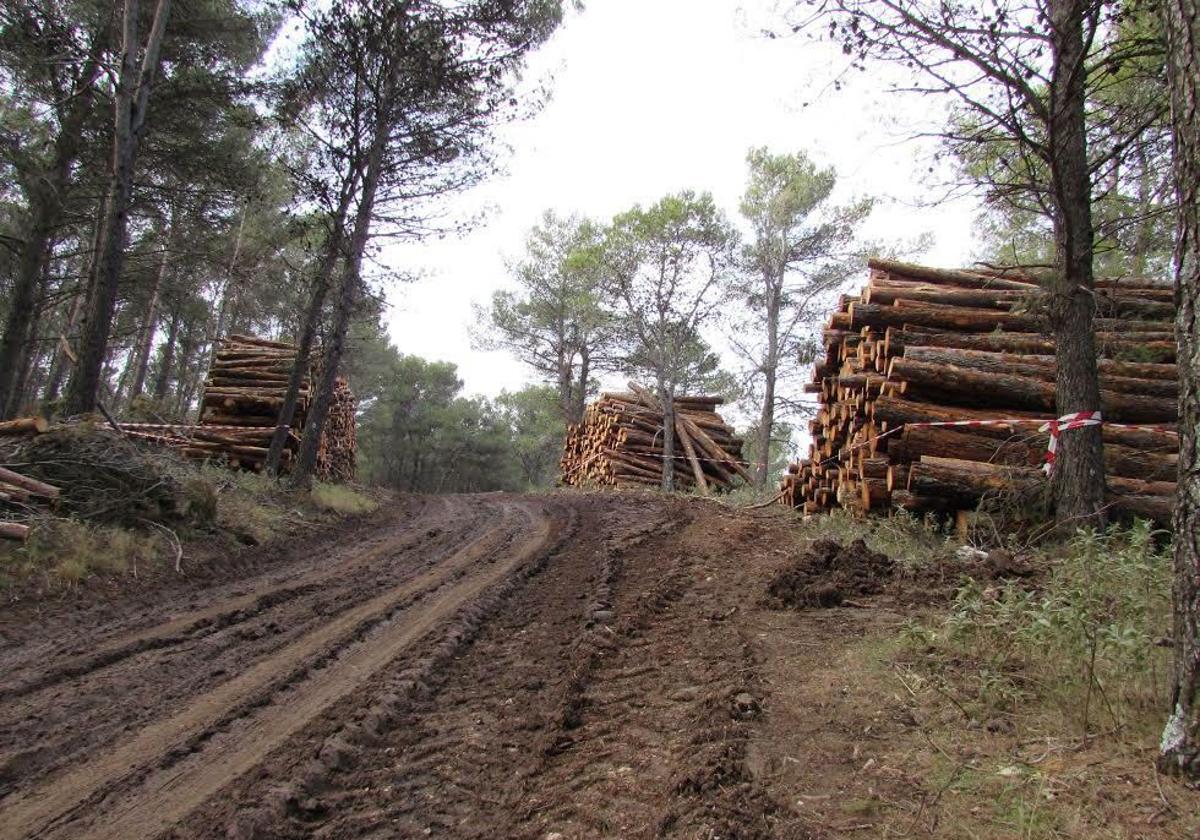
xmin=379 ymin=0 xmax=981 ymax=410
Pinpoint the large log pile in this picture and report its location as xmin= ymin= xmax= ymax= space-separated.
xmin=779 ymin=259 xmax=1179 ymax=524
xmin=560 ymin=383 xmax=749 ymax=492
xmin=122 ymin=335 xmax=357 ymax=480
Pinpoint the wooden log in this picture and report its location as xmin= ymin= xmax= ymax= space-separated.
xmin=855 ymin=301 xmax=1168 ymax=336
xmin=674 ymin=420 xmax=709 ymax=495
xmin=888 ymin=357 xmax=1178 ymax=423
xmin=884 ymin=327 xmax=1177 ymax=362
xmin=0 ymin=522 xmax=30 ymax=541
xmin=902 ymin=346 xmax=1178 ymax=381
xmin=899 ymin=424 xmax=1177 ymax=481
xmin=865 ymin=282 xmax=1175 ymax=318
xmin=907 ymin=457 xmax=1173 ymax=522
xmin=0 ymin=466 xmax=59 ymax=499
xmin=868 ymin=258 xmax=1038 ymax=291
xmin=0 ymin=416 xmax=49 ymax=435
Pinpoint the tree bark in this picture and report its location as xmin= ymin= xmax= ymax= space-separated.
xmin=1159 ymin=0 xmax=1200 ymax=780
xmin=754 ymin=275 xmax=781 ymax=489
xmin=266 ymin=185 xmax=356 ymax=476
xmin=0 ymin=38 xmax=104 ymax=418
xmin=1045 ymin=0 xmax=1106 ymax=527
xmin=658 ymin=381 xmax=676 ymax=491
xmin=64 ymin=0 xmax=172 ymax=416
xmin=292 ymin=78 xmax=392 ymax=487
xmin=152 ymin=306 xmax=181 ymax=402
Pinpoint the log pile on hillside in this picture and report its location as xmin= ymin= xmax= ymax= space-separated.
xmin=560 ymin=383 xmax=749 ymax=492
xmin=0 ymin=417 xmax=56 ymax=541
xmin=779 ymin=259 xmax=1179 ymax=524
xmin=121 ymin=335 xmax=356 ymax=480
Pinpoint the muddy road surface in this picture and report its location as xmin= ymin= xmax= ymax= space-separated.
xmin=0 ymin=492 xmax=826 ymax=839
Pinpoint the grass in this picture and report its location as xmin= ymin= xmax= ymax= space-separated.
xmin=310 ymin=482 xmax=379 ymax=515
xmin=0 ymin=518 xmax=163 ymax=589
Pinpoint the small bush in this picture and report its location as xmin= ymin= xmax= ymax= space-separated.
xmin=906 ymin=520 xmax=1171 ymax=736
xmin=311 ymin=483 xmax=378 ymax=515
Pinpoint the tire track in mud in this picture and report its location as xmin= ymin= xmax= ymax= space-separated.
xmin=0 ymin=497 xmax=560 ymax=840
xmin=0 ymin=496 xmax=455 ymax=698
xmin=0 ymin=498 xmax=491 ymax=797
xmin=205 ymin=498 xmax=680 ymax=840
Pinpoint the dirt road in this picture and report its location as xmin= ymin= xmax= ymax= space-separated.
xmin=0 ymin=492 xmax=844 ymax=839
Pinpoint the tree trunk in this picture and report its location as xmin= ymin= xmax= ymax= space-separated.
xmin=266 ymin=185 xmax=355 ymax=476
xmin=152 ymin=306 xmax=181 ymax=401
xmin=573 ymin=345 xmax=589 ymax=425
xmin=121 ymin=235 xmax=169 ymax=405
xmin=64 ymin=0 xmax=172 ymax=416
xmin=1046 ymin=0 xmax=1106 ymax=527
xmin=292 ymin=83 xmax=392 ymax=488
xmin=0 ymin=42 xmax=103 ymax=418
xmin=659 ymin=382 xmax=675 ymax=491
xmin=1159 ymin=0 xmax=1200 ymax=780
xmin=755 ymin=278 xmax=781 ymax=489
xmin=43 ymin=289 xmax=84 ymax=407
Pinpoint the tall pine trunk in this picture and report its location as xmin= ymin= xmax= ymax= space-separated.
xmin=1046 ymin=0 xmax=1106 ymax=528
xmin=291 ymin=87 xmax=391 ymax=488
xmin=65 ymin=0 xmax=171 ymax=415
xmin=0 ymin=47 xmax=102 ymax=418
xmin=754 ymin=279 xmax=781 ymax=489
xmin=658 ymin=382 xmax=675 ymax=491
xmin=265 ymin=191 xmax=354 ymax=475
xmin=152 ymin=306 xmax=181 ymax=401
xmin=1159 ymin=0 xmax=1200 ymax=780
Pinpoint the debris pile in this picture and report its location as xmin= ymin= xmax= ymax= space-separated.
xmin=560 ymin=383 xmax=748 ymax=492
xmin=780 ymin=260 xmax=1178 ymax=523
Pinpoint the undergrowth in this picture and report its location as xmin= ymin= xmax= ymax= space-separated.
xmin=2 ymin=435 xmax=383 ymax=593
xmin=900 ymin=520 xmax=1172 ymax=740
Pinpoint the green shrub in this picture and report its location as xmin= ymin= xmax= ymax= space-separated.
xmin=911 ymin=520 xmax=1171 ymax=736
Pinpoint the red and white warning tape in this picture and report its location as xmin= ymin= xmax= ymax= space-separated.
xmin=1039 ymin=411 xmax=1103 ymax=476
xmin=817 ymin=409 xmax=1174 ymax=478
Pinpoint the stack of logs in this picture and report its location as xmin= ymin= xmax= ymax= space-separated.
xmin=122 ymin=335 xmax=356 ymax=480
xmin=0 ymin=416 xmax=59 ymax=541
xmin=315 ymin=377 xmax=357 ymax=482
xmin=780 ymin=259 xmax=1179 ymax=524
xmin=560 ymin=383 xmax=749 ymax=492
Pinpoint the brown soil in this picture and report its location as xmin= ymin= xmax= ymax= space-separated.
xmin=764 ymin=538 xmax=894 ymax=608
xmin=0 ymin=492 xmax=1193 ymax=839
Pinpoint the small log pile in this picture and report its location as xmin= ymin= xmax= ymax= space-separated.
xmin=0 ymin=417 xmax=55 ymax=541
xmin=121 ymin=335 xmax=357 ymax=479
xmin=560 ymin=383 xmax=749 ymax=492
xmin=0 ymin=465 xmax=60 ymax=542
xmin=780 ymin=259 xmax=1179 ymax=524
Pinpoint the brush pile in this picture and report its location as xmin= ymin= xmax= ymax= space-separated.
xmin=560 ymin=383 xmax=749 ymax=492
xmin=121 ymin=335 xmax=356 ymax=480
xmin=779 ymin=259 xmax=1179 ymax=524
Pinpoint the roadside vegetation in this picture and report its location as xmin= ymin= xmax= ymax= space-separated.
xmin=0 ymin=426 xmax=380 ymax=595
xmin=786 ymin=510 xmax=1192 ymax=837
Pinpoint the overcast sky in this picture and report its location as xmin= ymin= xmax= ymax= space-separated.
xmin=378 ymin=0 xmax=981 ymax=405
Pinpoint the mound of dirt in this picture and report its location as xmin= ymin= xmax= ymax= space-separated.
xmin=764 ymin=539 xmax=894 ymax=609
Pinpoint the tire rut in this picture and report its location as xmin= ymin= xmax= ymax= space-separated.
xmin=0 ymin=497 xmax=558 ymax=840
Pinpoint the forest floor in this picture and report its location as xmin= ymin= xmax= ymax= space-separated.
xmin=0 ymin=490 xmax=1196 ymax=839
